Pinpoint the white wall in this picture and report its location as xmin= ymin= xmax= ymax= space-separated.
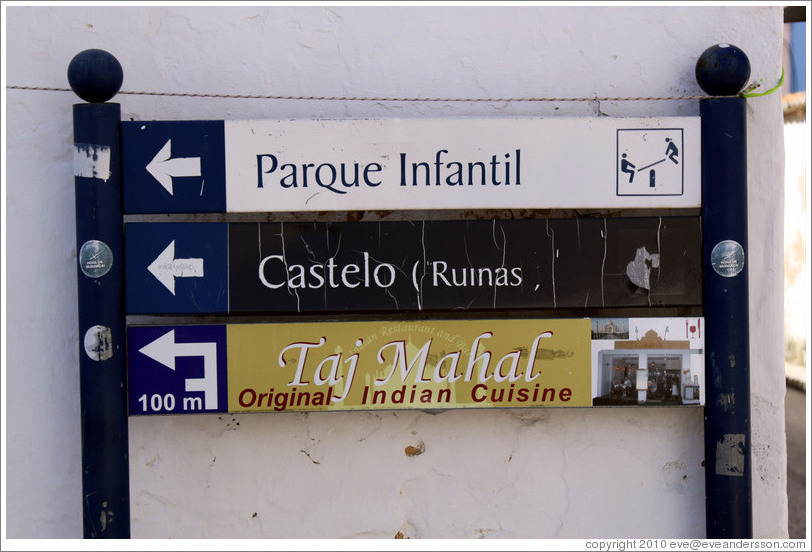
xmin=3 ymin=5 xmax=787 ymax=540
xmin=784 ymin=119 xmax=809 ymax=374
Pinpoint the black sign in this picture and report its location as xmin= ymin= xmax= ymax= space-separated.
xmin=125 ymin=217 xmax=701 ymax=315
xmin=232 ymin=217 xmax=700 ymax=313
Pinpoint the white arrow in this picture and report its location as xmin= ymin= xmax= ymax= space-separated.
xmin=147 ymin=240 xmax=204 ymax=295
xmin=146 ymin=139 xmax=201 ymax=195
xmin=139 ymin=329 xmax=219 ymax=410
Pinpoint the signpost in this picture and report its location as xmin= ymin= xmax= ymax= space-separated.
xmin=122 ymin=117 xmax=701 ymax=213
xmin=127 ymin=317 xmax=705 ymax=415
xmin=125 ymin=217 xmax=702 ymax=314
xmin=69 ymin=49 xmax=130 ymax=539
xmin=71 ymin=44 xmax=756 ymax=540
xmin=696 ymin=43 xmax=754 ymax=538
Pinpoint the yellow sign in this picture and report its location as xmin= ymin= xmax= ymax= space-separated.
xmin=227 ymin=318 xmax=591 ymax=412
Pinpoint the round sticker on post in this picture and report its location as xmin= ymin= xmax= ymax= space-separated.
xmin=79 ymin=239 xmax=114 ymax=278
xmin=711 ymin=240 xmax=745 ymax=277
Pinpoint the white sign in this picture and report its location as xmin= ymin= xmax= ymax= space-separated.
xmin=122 ymin=117 xmax=701 ymax=213
xmin=223 ymin=117 xmax=700 ymax=212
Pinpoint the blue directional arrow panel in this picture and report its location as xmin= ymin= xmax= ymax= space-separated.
xmin=127 ymin=325 xmax=228 ymax=415
xmin=122 ymin=120 xmax=226 ymax=213
xmin=125 ymin=223 xmax=228 ymax=314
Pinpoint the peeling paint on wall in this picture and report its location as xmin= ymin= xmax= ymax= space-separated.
xmin=404 ymin=441 xmax=425 ymax=456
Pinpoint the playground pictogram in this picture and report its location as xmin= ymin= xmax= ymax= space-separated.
xmin=617 ymin=128 xmax=685 ymax=196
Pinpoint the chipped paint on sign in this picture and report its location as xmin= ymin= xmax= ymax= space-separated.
xmin=74 ymin=143 xmax=111 ymax=181
xmin=715 ymin=433 xmax=745 ymax=477
xmin=626 ymin=246 xmax=660 ymax=291
xmin=717 ymin=393 xmax=736 ymax=412
xmin=84 ymin=325 xmax=113 ymax=361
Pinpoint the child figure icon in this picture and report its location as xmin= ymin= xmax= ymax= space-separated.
xmin=665 ymin=137 xmax=679 ymax=163
xmin=620 ymin=153 xmax=636 ymax=183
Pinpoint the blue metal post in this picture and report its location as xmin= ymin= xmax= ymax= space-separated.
xmin=696 ymin=44 xmax=753 ymax=538
xmin=69 ymin=49 xmax=130 ymax=538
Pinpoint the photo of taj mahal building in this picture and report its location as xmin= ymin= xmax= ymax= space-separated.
xmin=591 ymin=318 xmax=704 ymax=406
xmin=591 ymin=318 xmax=630 ymax=340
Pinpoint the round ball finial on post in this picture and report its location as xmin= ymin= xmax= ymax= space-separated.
xmin=68 ymin=49 xmax=123 ymax=103
xmin=695 ymin=43 xmax=751 ymax=96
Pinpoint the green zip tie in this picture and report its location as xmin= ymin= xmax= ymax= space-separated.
xmin=741 ymin=67 xmax=785 ymax=98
